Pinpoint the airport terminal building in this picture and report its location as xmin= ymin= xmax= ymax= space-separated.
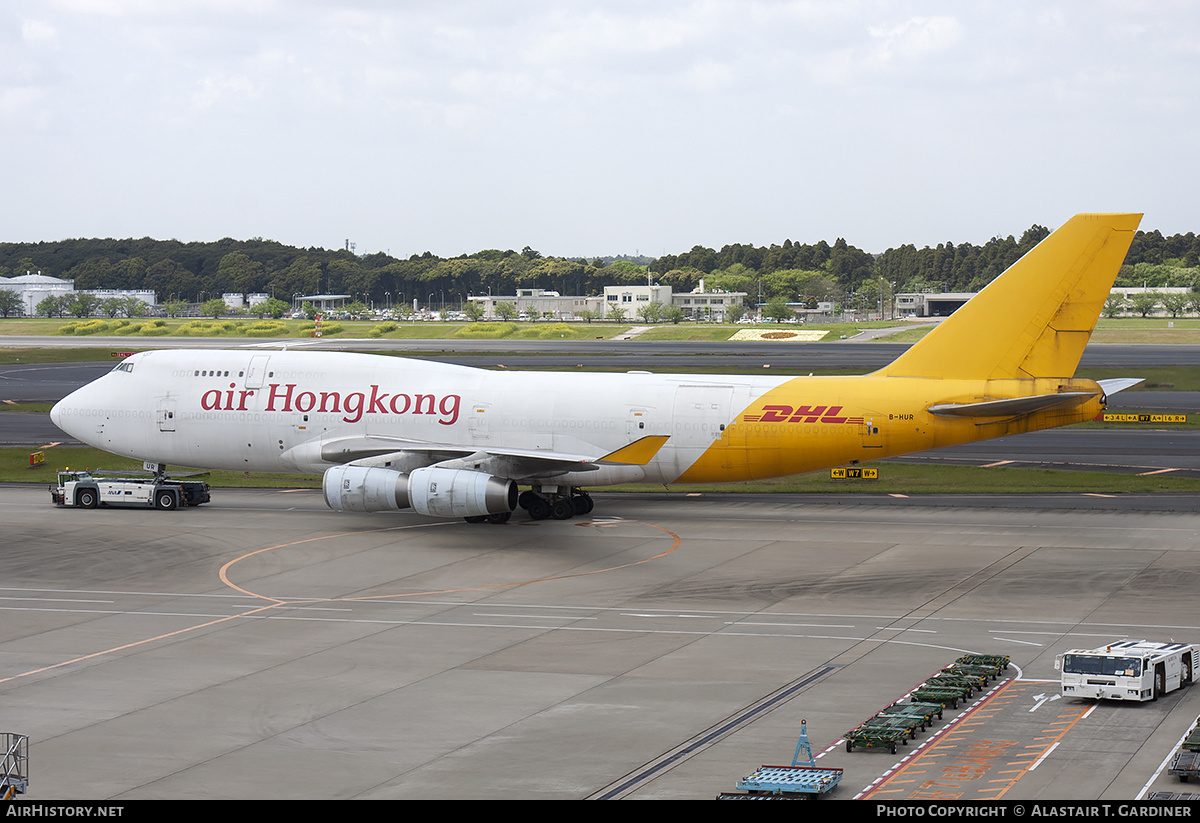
xmin=0 ymin=273 xmax=155 ymax=316
xmin=894 ymin=291 xmax=976 ymax=317
xmin=468 ymin=282 xmax=747 ymax=321
xmin=896 ymin=287 xmax=1196 ymax=319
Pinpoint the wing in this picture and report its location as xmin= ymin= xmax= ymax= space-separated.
xmin=322 ymin=434 xmax=671 ymax=481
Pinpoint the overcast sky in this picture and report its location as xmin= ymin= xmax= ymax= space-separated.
xmin=4 ymin=1 xmax=1198 ymax=260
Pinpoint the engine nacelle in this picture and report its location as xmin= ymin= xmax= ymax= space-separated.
xmin=323 ymin=465 xmax=517 ymax=518
xmin=408 ymin=466 xmax=518 ymax=518
xmin=323 ymin=465 xmax=410 ymax=512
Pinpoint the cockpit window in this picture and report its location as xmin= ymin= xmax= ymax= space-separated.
xmin=112 ymin=361 xmax=135 ymax=373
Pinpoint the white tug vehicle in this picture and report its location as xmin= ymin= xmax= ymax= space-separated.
xmin=1057 ymin=640 xmax=1199 ymax=701
xmin=50 ymin=468 xmax=210 ymax=511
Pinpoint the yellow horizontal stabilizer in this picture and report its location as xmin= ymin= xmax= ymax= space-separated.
xmin=928 ymin=391 xmax=1098 ymax=418
xmin=597 ymin=435 xmax=670 ymax=465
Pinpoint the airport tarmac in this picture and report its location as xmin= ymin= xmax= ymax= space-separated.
xmin=3 ymin=486 xmax=1199 ymax=800
xmin=2 ymin=335 xmax=1198 ymax=372
xmin=3 ymin=337 xmax=1198 ymax=800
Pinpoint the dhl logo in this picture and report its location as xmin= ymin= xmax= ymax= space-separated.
xmin=742 ymin=404 xmax=865 ymax=425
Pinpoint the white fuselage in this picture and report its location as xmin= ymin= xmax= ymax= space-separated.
xmin=51 ymin=349 xmax=791 ymax=486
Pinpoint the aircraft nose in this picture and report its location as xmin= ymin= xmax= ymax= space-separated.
xmin=50 ymin=398 xmax=66 ymax=430
xmin=50 ymin=388 xmax=88 ymax=440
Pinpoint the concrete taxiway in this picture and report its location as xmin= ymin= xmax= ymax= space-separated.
xmin=2 ymin=335 xmax=1198 ymax=372
xmin=3 ymin=487 xmax=1199 ymax=800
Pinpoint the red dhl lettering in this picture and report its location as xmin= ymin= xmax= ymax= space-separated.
xmin=742 ymin=404 xmax=860 ymax=425
xmin=201 ymin=382 xmax=461 ymax=425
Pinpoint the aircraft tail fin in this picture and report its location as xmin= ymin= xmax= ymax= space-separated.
xmin=877 ymin=213 xmax=1141 ymax=380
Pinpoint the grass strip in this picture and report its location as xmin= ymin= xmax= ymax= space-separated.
xmin=7 ymin=446 xmax=1199 ymax=494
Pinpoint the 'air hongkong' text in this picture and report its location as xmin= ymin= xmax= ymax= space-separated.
xmin=200 ymin=382 xmax=461 ymax=425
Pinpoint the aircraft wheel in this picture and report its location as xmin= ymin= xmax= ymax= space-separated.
xmin=527 ymin=498 xmax=550 ymax=520
xmin=464 ymin=515 xmax=488 ymax=523
xmin=571 ymin=495 xmax=593 ymax=515
xmin=550 ymin=499 xmax=574 ymax=520
xmin=487 ymin=512 xmax=511 ymax=524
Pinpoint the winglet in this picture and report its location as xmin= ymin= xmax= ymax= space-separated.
xmin=596 ymin=435 xmax=670 ymax=465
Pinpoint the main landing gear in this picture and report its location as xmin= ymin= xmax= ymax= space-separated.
xmin=520 ymin=487 xmax=594 ymax=521
xmin=462 ymin=486 xmax=594 ymax=524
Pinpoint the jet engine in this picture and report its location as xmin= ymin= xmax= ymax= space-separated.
xmin=323 ymin=465 xmax=517 ymax=518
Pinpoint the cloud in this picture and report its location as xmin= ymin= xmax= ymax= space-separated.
xmin=2 ymin=1 xmax=1199 ymax=254
xmin=869 ymin=16 xmax=964 ymax=63
xmin=191 ymin=73 xmax=261 ymax=110
xmin=20 ymin=18 xmax=58 ymax=43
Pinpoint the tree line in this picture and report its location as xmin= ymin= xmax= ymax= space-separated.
xmin=1 ymin=224 xmax=1196 ymax=313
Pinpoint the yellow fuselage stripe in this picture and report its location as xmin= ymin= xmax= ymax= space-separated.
xmin=676 ymin=374 xmax=1103 ymax=483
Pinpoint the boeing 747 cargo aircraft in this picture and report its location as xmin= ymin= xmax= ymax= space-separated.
xmin=51 ymin=213 xmax=1142 ymax=523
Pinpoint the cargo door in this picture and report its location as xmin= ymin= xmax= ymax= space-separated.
xmin=244 ymin=355 xmax=271 ymax=389
xmin=860 ymin=418 xmax=882 ymax=448
xmin=469 ymin=402 xmax=491 ymax=442
xmin=672 ymin=385 xmax=734 ymax=450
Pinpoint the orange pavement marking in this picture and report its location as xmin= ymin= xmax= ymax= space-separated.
xmin=3 ymin=519 xmax=680 ymax=686
xmin=864 ymin=686 xmax=1099 ymax=801
xmin=861 ymin=680 xmax=1094 ymax=800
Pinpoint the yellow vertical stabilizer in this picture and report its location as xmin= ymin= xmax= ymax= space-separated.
xmin=877 ymin=213 xmax=1141 ymax=380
